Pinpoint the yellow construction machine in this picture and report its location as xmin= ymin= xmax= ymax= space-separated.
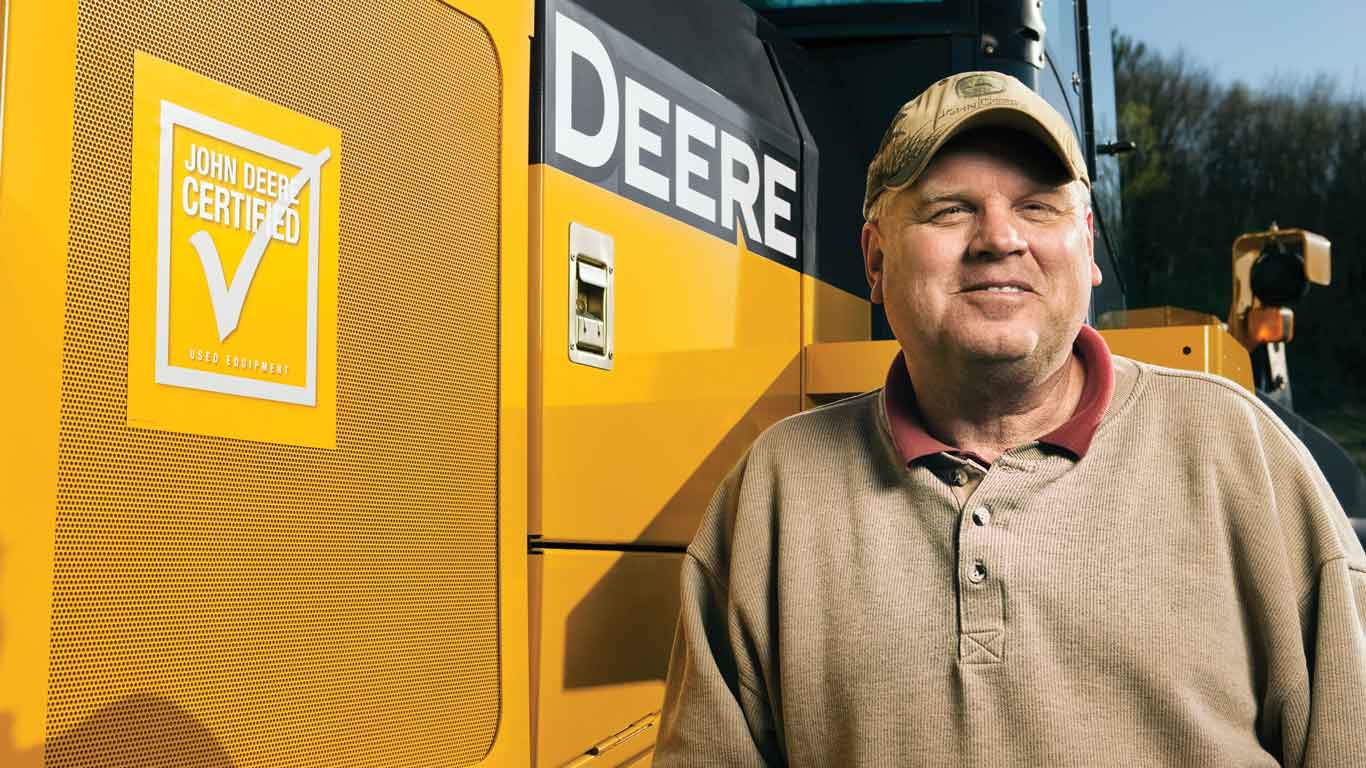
xmin=1 ymin=0 xmax=1359 ymax=766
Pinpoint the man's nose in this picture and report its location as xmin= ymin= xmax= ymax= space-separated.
xmin=970 ymin=204 xmax=1027 ymax=259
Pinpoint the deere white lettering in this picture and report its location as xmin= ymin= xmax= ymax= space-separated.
xmin=553 ymin=11 xmax=798 ymax=258
xmin=675 ymin=104 xmax=716 ymax=223
xmin=764 ymin=155 xmax=797 ymax=259
xmin=555 ymin=12 xmax=618 ymax=169
xmin=720 ymin=131 xmax=761 ymax=238
xmin=624 ymin=76 xmax=670 ymax=201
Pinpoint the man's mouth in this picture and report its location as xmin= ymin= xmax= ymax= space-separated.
xmin=962 ymin=281 xmax=1033 ymax=294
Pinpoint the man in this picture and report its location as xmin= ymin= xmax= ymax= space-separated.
xmin=654 ymin=71 xmax=1366 ymax=766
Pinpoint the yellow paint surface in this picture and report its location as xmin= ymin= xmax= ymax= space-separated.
xmin=471 ymin=0 xmax=534 ymax=764
xmin=1100 ymin=324 xmax=1254 ymax=392
xmin=0 ymin=0 xmax=76 ymax=755
xmin=802 ymin=273 xmax=870 ymax=345
xmin=805 ymin=339 xmax=900 ymax=398
xmin=804 ymin=325 xmax=1256 ymax=400
xmin=533 ymin=164 xmax=802 ymax=546
xmin=533 ymin=550 xmax=680 ymax=767
xmin=458 ymin=0 xmax=534 ymax=764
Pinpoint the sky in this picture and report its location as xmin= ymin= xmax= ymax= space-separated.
xmin=1106 ymin=0 xmax=1366 ymax=96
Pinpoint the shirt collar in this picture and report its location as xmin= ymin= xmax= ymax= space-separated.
xmin=883 ymin=325 xmax=1115 ymax=466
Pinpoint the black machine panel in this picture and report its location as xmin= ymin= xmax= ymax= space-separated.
xmin=755 ymin=0 xmax=1127 ymax=324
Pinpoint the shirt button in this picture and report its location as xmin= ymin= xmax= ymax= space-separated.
xmin=951 ymin=468 xmax=969 ymax=486
xmin=971 ymin=506 xmax=992 ymax=527
xmin=968 ymin=560 xmax=988 ymax=583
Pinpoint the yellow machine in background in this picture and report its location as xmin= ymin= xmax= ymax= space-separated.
xmin=1 ymin=0 xmax=1358 ymax=766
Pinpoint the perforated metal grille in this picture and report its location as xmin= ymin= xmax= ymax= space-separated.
xmin=51 ymin=1 xmax=502 ymax=765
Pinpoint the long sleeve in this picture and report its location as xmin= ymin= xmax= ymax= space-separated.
xmin=1299 ymin=557 xmax=1366 ymax=765
xmin=1250 ymin=401 xmax=1366 ymax=766
xmin=654 ymin=458 xmax=783 ymax=767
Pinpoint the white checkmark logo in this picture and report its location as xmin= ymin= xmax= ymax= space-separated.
xmin=188 ymin=147 xmax=331 ymax=341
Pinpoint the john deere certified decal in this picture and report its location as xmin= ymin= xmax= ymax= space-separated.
xmin=128 ymin=52 xmax=339 ymax=448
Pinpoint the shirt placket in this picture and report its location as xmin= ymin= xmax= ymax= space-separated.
xmin=944 ymin=455 xmax=1006 ymax=665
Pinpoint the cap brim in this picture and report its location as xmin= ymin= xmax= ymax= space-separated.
xmin=883 ymin=105 xmax=1087 ymax=197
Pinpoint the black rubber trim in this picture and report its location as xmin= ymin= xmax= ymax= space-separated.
xmin=1076 ymin=0 xmax=1097 ymax=177
xmin=529 ymin=537 xmax=688 ymax=554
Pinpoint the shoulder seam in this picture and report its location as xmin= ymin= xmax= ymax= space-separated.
xmin=1142 ymin=361 xmax=1256 ymax=400
xmin=793 ymin=389 xmax=879 ymax=417
xmin=1142 ymin=363 xmax=1309 ymax=450
xmin=1296 ymin=555 xmax=1366 ymax=610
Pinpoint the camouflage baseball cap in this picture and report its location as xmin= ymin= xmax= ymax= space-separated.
xmin=863 ymin=71 xmax=1089 ymax=219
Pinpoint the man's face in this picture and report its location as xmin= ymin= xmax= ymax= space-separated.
xmin=862 ymin=131 xmax=1099 ymax=376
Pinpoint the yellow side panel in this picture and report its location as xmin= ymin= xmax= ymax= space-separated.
xmin=804 ymin=339 xmax=900 ymax=400
xmin=534 ymin=164 xmax=802 ymax=546
xmin=804 ymin=325 xmax=1256 ymax=401
xmin=802 ymin=275 xmax=871 ymax=409
xmin=533 ymin=550 xmax=681 ymax=767
xmin=477 ymin=2 xmax=533 ymax=766
xmin=801 ymin=273 xmax=870 ymax=345
xmin=0 ymin=0 xmax=77 ymax=758
xmin=482 ymin=0 xmax=535 ymax=763
xmin=1100 ymin=325 xmax=1254 ymax=393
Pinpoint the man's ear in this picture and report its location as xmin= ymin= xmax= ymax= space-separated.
xmin=1086 ymin=207 xmax=1102 ymax=287
xmin=861 ymin=221 xmax=885 ymax=305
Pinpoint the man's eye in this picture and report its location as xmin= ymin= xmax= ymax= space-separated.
xmin=1020 ymin=201 xmax=1058 ymax=215
xmin=930 ymin=205 xmax=970 ymax=221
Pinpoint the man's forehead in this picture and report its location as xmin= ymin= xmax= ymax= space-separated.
xmin=908 ymin=160 xmax=1075 ymax=202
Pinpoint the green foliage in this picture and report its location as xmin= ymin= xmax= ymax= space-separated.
xmin=1117 ymin=102 xmax=1167 ymax=199
xmin=1301 ymin=404 xmax=1366 ymax=473
xmin=1114 ymin=30 xmax=1366 ymax=415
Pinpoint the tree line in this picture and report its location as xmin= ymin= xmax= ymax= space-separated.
xmin=1114 ymin=33 xmax=1366 ymax=415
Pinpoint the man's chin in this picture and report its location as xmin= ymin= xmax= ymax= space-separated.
xmin=952 ymin=334 xmax=1038 ymax=364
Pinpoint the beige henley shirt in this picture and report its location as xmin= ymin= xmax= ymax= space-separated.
xmin=656 ymin=355 xmax=1366 ymax=766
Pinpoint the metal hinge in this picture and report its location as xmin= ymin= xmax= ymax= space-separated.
xmin=561 ymin=711 xmax=660 ymax=767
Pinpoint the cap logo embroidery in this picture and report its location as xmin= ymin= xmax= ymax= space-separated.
xmin=955 ymin=73 xmax=1005 ymax=99
xmin=880 ymin=130 xmax=941 ymax=189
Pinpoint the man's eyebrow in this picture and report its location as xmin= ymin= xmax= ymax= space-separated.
xmin=911 ymin=190 xmax=972 ymax=207
xmin=916 ymin=184 xmax=1073 ymax=203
